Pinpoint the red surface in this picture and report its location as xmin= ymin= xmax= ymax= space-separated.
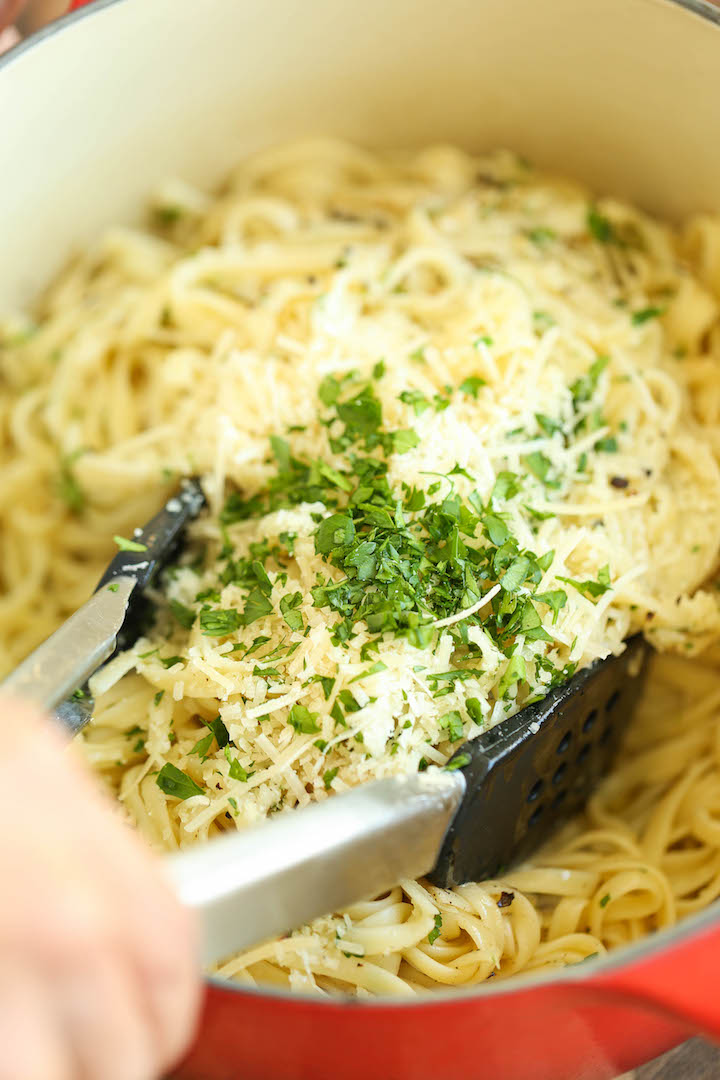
xmin=53 ymin=2 xmax=720 ymax=1076
xmin=173 ymin=980 xmax=685 ymax=1080
xmin=172 ymin=920 xmax=720 ymax=1080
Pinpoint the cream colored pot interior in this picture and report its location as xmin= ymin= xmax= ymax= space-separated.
xmin=2 ymin=0 xmax=720 ymax=310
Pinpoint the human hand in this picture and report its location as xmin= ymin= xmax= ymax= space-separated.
xmin=0 ymin=698 xmax=201 ymax=1080
xmin=0 ymin=0 xmax=27 ymax=32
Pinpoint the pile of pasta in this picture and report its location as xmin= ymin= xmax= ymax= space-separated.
xmin=2 ymin=140 xmax=720 ymax=994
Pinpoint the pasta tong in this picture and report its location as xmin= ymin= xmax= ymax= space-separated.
xmin=1 ymin=478 xmax=207 ymax=730
xmin=0 ymin=484 xmax=648 ymax=964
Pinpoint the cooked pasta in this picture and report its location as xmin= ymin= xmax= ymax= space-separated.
xmin=2 ymin=140 xmax=720 ymax=995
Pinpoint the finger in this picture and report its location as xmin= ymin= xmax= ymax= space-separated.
xmin=60 ymin=742 xmax=201 ymax=1067
xmin=56 ymin=948 xmax=156 ymax=1080
xmin=0 ymin=0 xmax=26 ymax=33
xmin=0 ymin=959 xmax=73 ymax=1080
xmin=54 ymin=764 xmax=201 ymax=1067
xmin=0 ymin=699 xmax=200 ymax=1069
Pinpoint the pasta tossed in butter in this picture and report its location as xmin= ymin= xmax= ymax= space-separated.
xmin=2 ymin=140 xmax=720 ymax=995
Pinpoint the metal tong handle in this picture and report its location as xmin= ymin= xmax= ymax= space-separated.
xmin=0 ymin=577 xmax=136 ymax=715
xmin=165 ymin=771 xmax=465 ymax=965
xmin=0 ymin=479 xmax=205 ymax=730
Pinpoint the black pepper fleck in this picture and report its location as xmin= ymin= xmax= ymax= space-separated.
xmin=610 ymin=476 xmax=629 ymax=489
xmin=497 ymin=891 xmax=515 ymax=909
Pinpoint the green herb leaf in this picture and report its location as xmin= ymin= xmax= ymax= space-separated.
xmin=631 ymin=306 xmax=665 ymax=326
xmin=336 ymin=386 xmax=383 ymax=438
xmin=498 ymin=654 xmax=527 ymax=698
xmin=526 ymin=226 xmax=556 ymax=248
xmin=279 ymin=591 xmax=304 ymax=632
xmin=534 ymin=590 xmax=567 ymax=623
xmin=428 ymin=913 xmax=443 ymax=944
xmin=535 ymin=413 xmax=562 ymax=436
xmin=439 ymin=710 xmax=464 ymax=742
xmin=587 ymin=206 xmax=615 ymax=244
xmin=250 ymin=560 xmax=273 ymax=596
xmin=305 ymin=674 xmax=336 ymax=700
xmin=391 ymin=428 xmax=420 ymax=454
xmin=159 ymin=655 xmax=183 ymax=669
xmin=199 ymin=608 xmax=242 ymax=636
xmin=156 ymin=763 xmax=204 ymax=800
xmin=570 ymin=355 xmax=610 ymax=405
xmin=154 ymin=205 xmax=183 ymax=226
xmin=557 ymin=564 xmax=611 ymax=600
xmin=170 ymin=599 xmax=195 ymax=630
xmin=399 ymin=389 xmax=431 ymax=415
xmin=501 ymin=556 xmax=530 ymax=593
xmin=458 ymin=376 xmax=486 ymax=398
xmin=57 ymin=450 xmax=86 ymax=513
xmin=241 ymin=589 xmax=274 ymax=626
xmin=224 ymin=746 xmax=250 ymax=782
xmin=445 ymin=752 xmax=471 ymax=771
xmin=491 ymin=471 xmax=522 ymax=503
xmin=189 ymin=731 xmax=214 ymax=759
xmin=287 ymin=704 xmax=321 ymax=734
xmin=524 ymin=451 xmax=555 ymax=486
xmin=482 ymin=512 xmax=510 ymax=546
xmin=323 ymin=767 xmax=339 ymax=790
xmin=315 ymin=513 xmax=356 ymax=555
xmin=466 ymin=698 xmax=484 ymax=724
xmin=270 ymin=435 xmax=292 ymax=471
xmin=113 ymin=535 xmax=148 ymax=553
xmin=319 ymin=374 xmax=343 ymax=407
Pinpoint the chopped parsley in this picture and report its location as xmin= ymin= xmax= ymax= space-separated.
xmin=439 ymin=710 xmax=464 ymax=742
xmin=189 ymin=731 xmax=214 ymax=760
xmin=287 ymin=704 xmax=321 ymax=734
xmin=279 ymin=591 xmax=304 ymax=632
xmin=199 ymin=608 xmax=242 ymax=637
xmin=57 ymin=450 xmax=86 ymax=513
xmin=170 ymin=599 xmax=195 ymax=629
xmin=428 ymin=913 xmax=443 ymax=944
xmin=400 ymin=389 xmax=431 ymax=415
xmin=524 ymin=451 xmax=559 ymax=489
xmin=570 ymin=355 xmax=610 ymax=405
xmin=558 ymin=564 xmax=611 ymax=600
xmin=159 ymin=655 xmax=183 ymax=669
xmin=586 ymin=206 xmax=615 ymax=244
xmin=526 ymin=226 xmax=556 ymax=248
xmin=323 ymin=767 xmax=339 ymax=790
xmin=631 ymin=306 xmax=665 ymax=325
xmin=445 ymin=752 xmax=471 ymax=771
xmin=155 ymin=763 xmax=204 ymax=800
xmin=113 ymin=535 xmax=148 ymax=553
xmin=458 ymin=375 xmax=486 ymax=398
xmin=225 ymin=746 xmax=251 ymax=782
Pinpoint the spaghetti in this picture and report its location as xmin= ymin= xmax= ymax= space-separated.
xmin=2 ymin=141 xmax=720 ymax=995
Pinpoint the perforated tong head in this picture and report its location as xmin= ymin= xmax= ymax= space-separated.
xmin=1 ymin=479 xmax=205 ymax=730
xmin=429 ymin=635 xmax=647 ymax=886
xmin=166 ymin=638 xmax=648 ymax=964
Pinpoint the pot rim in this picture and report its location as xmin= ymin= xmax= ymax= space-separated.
xmin=3 ymin=0 xmax=720 ymax=1009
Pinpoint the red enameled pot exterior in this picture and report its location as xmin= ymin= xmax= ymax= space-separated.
xmin=5 ymin=0 xmax=720 ymax=1075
